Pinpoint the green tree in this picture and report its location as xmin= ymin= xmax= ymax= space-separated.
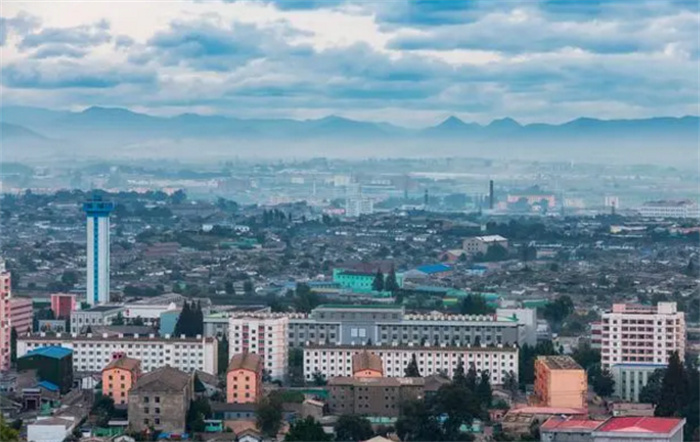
xmin=173 ymin=302 xmax=191 ymax=337
xmin=571 ymin=343 xmax=600 ymax=371
xmin=92 ymin=393 xmax=116 ymax=427
xmin=10 ymin=328 xmax=17 ymax=364
xmin=0 ymin=416 xmax=19 ymax=442
xmin=334 ymin=415 xmax=374 ymax=442
xmin=453 ymin=359 xmax=466 ymax=386
xmin=312 ymin=371 xmax=327 ymax=386
xmin=465 ymin=363 xmax=478 ymax=392
xmin=591 ymin=366 xmax=615 ymax=397
xmin=186 ymin=397 xmax=211 ymax=433
xmin=293 ymin=283 xmax=322 ymax=313
xmin=385 ymin=266 xmax=400 ymax=292
xmin=477 ymin=370 xmax=493 ymax=408
xmin=256 ymin=395 xmax=283 ymax=438
xmin=655 ymin=351 xmax=687 ymax=417
xmin=396 ymin=399 xmax=443 ymax=442
xmin=111 ymin=312 xmax=125 ymax=326
xmin=405 ymin=354 xmax=421 ymax=377
xmin=244 ymin=280 xmax=254 ymax=295
xmin=372 ymin=269 xmax=385 ymax=292
xmin=285 ymin=416 xmax=331 ymax=441
xmin=224 ymin=281 xmax=235 ymax=295
xmin=639 ymin=368 xmax=665 ymax=404
xmin=460 ymin=294 xmax=495 ymax=315
xmin=217 ymin=334 xmax=229 ymax=375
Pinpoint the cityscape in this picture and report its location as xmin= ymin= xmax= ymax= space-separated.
xmin=0 ymin=1 xmax=699 ymax=442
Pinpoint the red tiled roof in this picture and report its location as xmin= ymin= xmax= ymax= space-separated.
xmin=541 ymin=416 xmax=605 ymax=431
xmin=596 ymin=417 xmax=684 ymax=435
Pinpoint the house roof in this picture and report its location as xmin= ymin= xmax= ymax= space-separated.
xmin=103 ymin=357 xmax=141 ymax=372
xmin=538 ymin=355 xmax=583 ymax=371
xmin=37 ymin=381 xmax=60 ymax=392
xmin=595 ymin=417 xmax=685 ymax=435
xmin=415 ymin=264 xmax=453 ymax=274
xmin=352 ymin=351 xmax=383 ymax=374
xmin=227 ymin=353 xmax=262 ymax=373
xmin=541 ymin=416 xmax=605 ymax=432
xmin=131 ymin=366 xmax=191 ymax=393
xmin=23 ymin=346 xmax=73 ymax=360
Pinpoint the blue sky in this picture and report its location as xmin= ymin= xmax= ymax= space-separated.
xmin=0 ymin=0 xmax=697 ymax=126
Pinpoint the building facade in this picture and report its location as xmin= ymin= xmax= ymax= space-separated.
xmin=10 ymin=298 xmax=33 ymax=335
xmin=352 ymin=350 xmax=383 ymax=377
xmin=128 ymin=366 xmax=194 ymax=434
xmin=534 ymin=356 xmax=587 ymax=409
xmin=610 ymin=363 xmax=666 ymax=403
xmin=18 ymin=333 xmax=217 ymax=375
xmin=0 ymin=260 xmax=12 ymax=371
xmin=17 ymin=346 xmax=74 ymax=394
xmin=50 ymin=293 xmax=77 ymax=320
xmin=84 ymin=196 xmax=114 ymax=306
xmin=70 ymin=305 xmax=125 ymax=334
xmin=600 ymin=303 xmax=685 ymax=369
xmin=226 ymin=353 xmax=263 ymax=404
xmin=462 ymin=235 xmax=508 ymax=256
xmin=228 ymin=316 xmax=288 ymax=380
xmin=638 ymin=200 xmax=700 ymax=219
xmin=102 ymin=356 xmax=141 ymax=405
xmin=327 ymin=376 xmax=423 ymax=417
xmin=303 ymin=344 xmax=518 ymax=384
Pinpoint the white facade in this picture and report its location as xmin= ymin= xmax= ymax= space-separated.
xmin=345 ymin=198 xmax=374 ymax=218
xmin=228 ymin=316 xmax=288 ymax=380
xmin=601 ymin=302 xmax=685 ymax=369
xmin=18 ymin=333 xmax=218 ymax=375
xmin=27 ymin=417 xmax=75 ymax=442
xmin=638 ymin=200 xmax=700 ymax=219
xmin=496 ymin=308 xmax=537 ymax=346
xmin=303 ymin=345 xmax=518 ymax=385
xmin=85 ymin=208 xmax=112 ymax=306
xmin=0 ymin=259 xmax=12 ymax=371
xmin=611 ymin=363 xmax=666 ymax=402
xmin=462 ymin=235 xmax=508 ymax=256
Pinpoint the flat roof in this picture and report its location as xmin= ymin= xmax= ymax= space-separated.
xmin=539 ymin=355 xmax=583 ymax=370
xmin=316 ymin=304 xmax=403 ymax=310
xmin=305 ymin=344 xmax=517 ymax=353
xmin=80 ymin=305 xmax=124 ymax=313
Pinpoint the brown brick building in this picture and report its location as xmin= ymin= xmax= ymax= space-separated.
xmin=128 ymin=366 xmax=194 ymax=434
xmin=327 ymin=376 xmax=424 ymax=417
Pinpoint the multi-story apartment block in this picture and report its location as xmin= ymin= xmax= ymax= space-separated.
xmin=0 ymin=260 xmax=12 ymax=371
xmin=462 ymin=235 xmax=508 ymax=256
xmin=534 ymin=356 xmax=587 ymax=409
xmin=128 ymin=366 xmax=194 ymax=434
xmin=10 ymin=298 xmax=33 ymax=335
xmin=17 ymin=333 xmax=218 ymax=375
xmin=226 ymin=352 xmax=263 ymax=404
xmin=102 ymin=356 xmax=141 ymax=405
xmin=638 ymin=200 xmax=700 ymax=219
xmin=303 ymin=344 xmax=518 ymax=385
xmin=51 ymin=293 xmax=77 ymax=320
xmin=71 ymin=305 xmax=125 ymax=334
xmin=327 ymin=376 xmax=424 ymax=417
xmin=228 ymin=316 xmax=288 ymax=381
xmin=601 ymin=303 xmax=685 ymax=369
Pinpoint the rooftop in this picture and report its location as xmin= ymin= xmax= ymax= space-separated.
xmin=538 ymin=355 xmax=583 ymax=371
xmin=328 ymin=376 xmax=424 ymax=387
xmin=541 ymin=416 xmax=606 ymax=432
xmin=352 ymin=350 xmax=383 ymax=374
xmin=305 ymin=344 xmax=517 ymax=353
xmin=595 ymin=417 xmax=685 ymax=435
xmin=131 ymin=366 xmax=191 ymax=393
xmin=79 ymin=305 xmax=124 ymax=313
xmin=315 ymin=304 xmax=404 ymax=310
xmin=228 ymin=352 xmax=262 ymax=373
xmin=22 ymin=346 xmax=73 ymax=359
xmin=103 ymin=356 xmax=141 ymax=372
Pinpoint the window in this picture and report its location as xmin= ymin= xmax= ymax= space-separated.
xmin=144 ymin=397 xmax=150 ymax=403
xmin=154 ymin=418 xmax=160 ymax=425
xmin=144 ymin=407 xmax=150 ymax=414
xmin=155 ymin=408 xmax=160 ymax=414
xmin=144 ymin=419 xmax=149 ymax=425
xmin=155 ymin=397 xmax=160 ymax=403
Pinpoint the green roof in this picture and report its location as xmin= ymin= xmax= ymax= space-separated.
xmin=316 ymin=304 xmax=402 ymax=310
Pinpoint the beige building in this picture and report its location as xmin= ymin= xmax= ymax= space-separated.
xmin=327 ymin=376 xmax=424 ymax=417
xmin=534 ymin=356 xmax=587 ymax=409
xmin=228 ymin=315 xmax=288 ymax=381
xmin=462 ymin=235 xmax=508 ymax=256
xmin=352 ymin=351 xmax=383 ymax=377
xmin=226 ymin=352 xmax=263 ymax=404
xmin=128 ymin=366 xmax=194 ymax=434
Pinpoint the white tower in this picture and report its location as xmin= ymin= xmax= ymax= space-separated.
xmin=83 ymin=195 xmax=114 ymax=305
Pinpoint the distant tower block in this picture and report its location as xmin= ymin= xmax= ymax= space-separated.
xmin=83 ymin=195 xmax=114 ymax=306
xmin=489 ymin=180 xmax=494 ymax=210
xmin=424 ymin=189 xmax=429 ymax=207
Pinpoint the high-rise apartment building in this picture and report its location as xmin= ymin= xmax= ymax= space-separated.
xmin=0 ymin=260 xmax=12 ymax=371
xmin=83 ymin=196 xmax=114 ymax=306
xmin=228 ymin=316 xmax=288 ymax=381
xmin=534 ymin=355 xmax=587 ymax=409
xmin=10 ymin=298 xmax=33 ymax=335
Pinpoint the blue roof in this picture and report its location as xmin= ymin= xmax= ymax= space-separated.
xmin=38 ymin=381 xmax=59 ymax=392
xmin=23 ymin=346 xmax=73 ymax=359
xmin=415 ymin=264 xmax=452 ymax=274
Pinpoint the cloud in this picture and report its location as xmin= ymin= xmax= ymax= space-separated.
xmin=31 ymin=43 xmax=88 ymax=59
xmin=2 ymin=61 xmax=156 ymax=89
xmin=0 ymin=12 xmax=41 ymax=45
xmin=19 ymin=20 xmax=112 ymax=49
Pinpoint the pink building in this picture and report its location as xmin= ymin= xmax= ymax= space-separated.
xmin=601 ymin=302 xmax=685 ymax=369
xmin=51 ymin=293 xmax=77 ymax=320
xmin=0 ymin=260 xmax=11 ymax=371
xmin=10 ymin=298 xmax=32 ymax=335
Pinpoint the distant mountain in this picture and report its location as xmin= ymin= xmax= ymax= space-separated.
xmin=423 ymin=116 xmax=481 ymax=136
xmin=1 ymin=122 xmax=47 ymax=140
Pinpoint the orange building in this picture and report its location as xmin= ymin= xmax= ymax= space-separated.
xmin=534 ymin=356 xmax=587 ymax=409
xmin=102 ymin=356 xmax=141 ymax=404
xmin=352 ymin=350 xmax=383 ymax=377
xmin=226 ymin=352 xmax=263 ymax=404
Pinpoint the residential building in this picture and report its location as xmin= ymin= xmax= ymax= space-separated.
xmin=0 ymin=259 xmax=12 ymax=371
xmin=496 ymin=308 xmax=537 ymax=346
xmin=345 ymin=198 xmax=374 ymax=217
xmin=590 ymin=322 xmax=602 ymax=350
xmin=327 ymin=376 xmax=424 ymax=417
xmin=10 ymin=298 xmax=33 ymax=335
xmin=17 ymin=346 xmax=73 ymax=394
xmin=202 ymin=306 xmax=271 ymax=337
xmin=462 ymin=235 xmax=508 ymax=256
xmin=540 ymin=416 xmax=606 ymax=442
xmin=71 ymin=305 xmax=125 ymax=334
xmin=51 ymin=293 xmax=77 ymax=320
xmin=590 ymin=417 xmax=685 ymax=442
xmin=123 ymin=294 xmax=211 ymax=325
xmin=18 ymin=333 xmax=217 ymax=374
xmin=102 ymin=356 xmax=141 ymax=405
xmin=228 ymin=316 xmax=288 ymax=380
xmin=610 ymin=363 xmax=666 ymax=403
xmin=128 ymin=366 xmax=194 ymax=434
xmin=638 ymin=200 xmax=700 ymax=219
xmin=27 ymin=416 xmax=77 ymax=442
xmin=352 ymin=350 xmax=383 ymax=377
xmin=226 ymin=353 xmax=263 ymax=404
xmin=332 ymin=269 xmax=404 ymax=292
xmin=534 ymin=356 xmax=587 ymax=409
xmin=303 ymin=344 xmax=518 ymax=384
xmin=83 ymin=195 xmax=114 ymax=306
xmin=600 ymin=303 xmax=685 ymax=369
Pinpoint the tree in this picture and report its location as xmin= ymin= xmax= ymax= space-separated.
xmin=92 ymin=393 xmax=116 ymax=427
xmin=186 ymin=397 xmax=211 ymax=433
xmin=571 ymin=343 xmax=600 ymax=371
xmin=217 ymin=334 xmax=229 ymax=375
xmin=503 ymin=370 xmax=518 ymax=396
xmin=312 ymin=371 xmax=327 ymax=386
xmin=477 ymin=370 xmax=493 ymax=408
xmin=285 ymin=416 xmax=331 ymax=441
xmin=465 ymin=363 xmax=478 ymax=392
xmin=518 ymin=341 xmax=557 ymax=387
xmin=10 ymin=328 xmax=17 ymax=364
xmin=173 ymin=301 xmax=191 ymax=336
xmin=405 ymin=354 xmax=421 ymax=377
xmin=256 ymin=395 xmax=283 ymax=438
xmin=111 ymin=312 xmax=125 ymax=326
xmin=224 ymin=281 xmax=235 ymax=295
xmin=453 ymin=359 xmax=466 ymax=386
xmin=460 ymin=294 xmax=495 ymax=315
xmin=334 ymin=415 xmax=374 ymax=442
xmin=639 ymin=368 xmax=665 ymax=404
xmin=591 ymin=366 xmax=615 ymax=397
xmin=244 ymin=280 xmax=254 ymax=296
xmin=542 ymin=296 xmax=574 ymax=331
xmin=655 ymin=351 xmax=687 ymax=417
xmin=385 ymin=266 xmax=400 ymax=292
xmin=396 ymin=399 xmax=443 ymax=442
xmin=372 ymin=269 xmax=385 ymax=292
xmin=0 ymin=416 xmax=19 ymax=442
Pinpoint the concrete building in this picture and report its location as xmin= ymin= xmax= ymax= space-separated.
xmin=17 ymin=346 xmax=73 ymax=394
xmin=638 ymin=200 xmax=700 ymax=219
xmin=10 ymin=298 xmax=33 ymax=335
xmin=83 ymin=195 xmax=114 ymax=306
xmin=159 ymin=310 xmax=180 ymax=336
xmin=0 ymin=259 xmax=12 ymax=371
xmin=128 ymin=366 xmax=194 ymax=434
xmin=102 ymin=356 xmax=141 ymax=405
xmin=462 ymin=235 xmax=508 ymax=256
xmin=497 ymin=308 xmax=537 ymax=346
xmin=534 ymin=356 xmax=587 ymax=409
xmin=226 ymin=353 xmax=263 ymax=404
xmin=327 ymin=376 xmax=424 ymax=417
xmin=345 ymin=198 xmax=374 ymax=217
xmin=18 ymin=333 xmax=217 ymax=375
xmin=304 ymin=344 xmax=518 ymax=384
xmin=27 ymin=416 xmax=76 ymax=442
xmin=352 ymin=350 xmax=383 ymax=377
xmin=123 ymin=294 xmax=212 ymax=325
xmin=70 ymin=305 xmax=125 ymax=334
xmin=600 ymin=303 xmax=685 ymax=369
xmin=228 ymin=316 xmax=288 ymax=381
xmin=590 ymin=417 xmax=685 ymax=442
xmin=51 ymin=293 xmax=77 ymax=320
xmin=332 ymin=269 xmax=403 ymax=292
xmin=610 ymin=363 xmax=666 ymax=403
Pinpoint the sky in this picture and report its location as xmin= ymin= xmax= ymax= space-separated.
xmin=0 ymin=0 xmax=698 ymax=126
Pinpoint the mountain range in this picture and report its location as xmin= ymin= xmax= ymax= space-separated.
xmin=1 ymin=105 xmax=698 ymax=164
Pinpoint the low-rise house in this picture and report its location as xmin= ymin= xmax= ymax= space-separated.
xmin=102 ymin=356 xmax=141 ymax=405
xmin=128 ymin=366 xmax=194 ymax=434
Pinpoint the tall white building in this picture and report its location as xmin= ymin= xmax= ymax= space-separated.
xmin=344 ymin=198 xmax=373 ymax=218
xmin=228 ymin=315 xmax=288 ymax=381
xmin=638 ymin=200 xmax=700 ymax=219
xmin=83 ymin=196 xmax=114 ymax=306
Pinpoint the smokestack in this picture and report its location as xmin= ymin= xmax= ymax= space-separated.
xmin=489 ymin=180 xmax=494 ymax=210
xmin=424 ymin=189 xmax=429 ymax=207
